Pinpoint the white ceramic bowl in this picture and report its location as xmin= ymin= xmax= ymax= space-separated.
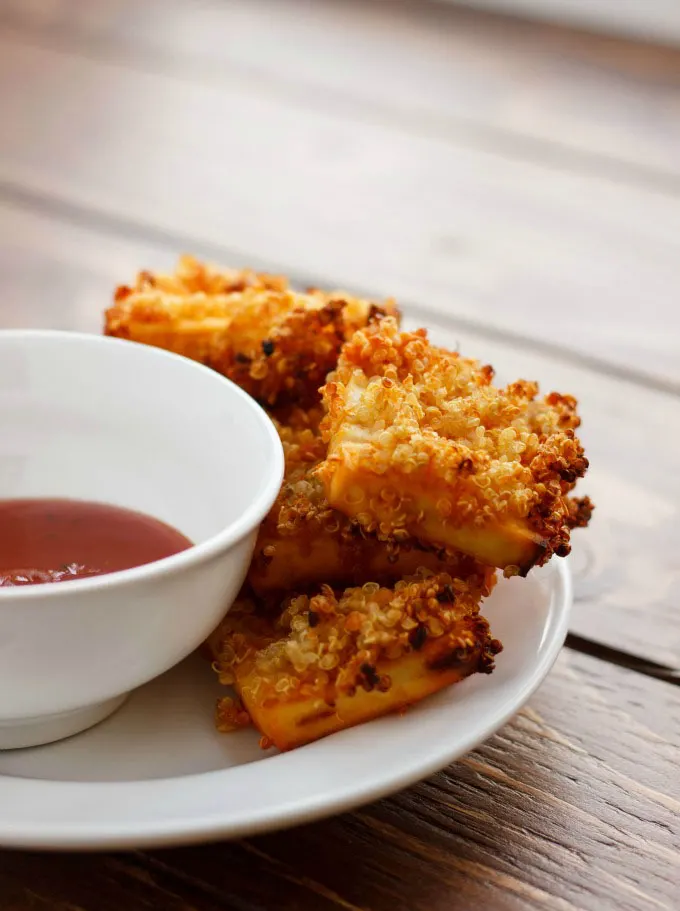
xmin=0 ymin=330 xmax=283 ymax=749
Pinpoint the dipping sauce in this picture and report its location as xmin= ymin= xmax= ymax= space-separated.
xmin=0 ymin=499 xmax=193 ymax=587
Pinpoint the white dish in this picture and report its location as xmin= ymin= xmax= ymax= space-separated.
xmin=0 ymin=331 xmax=283 ymax=748
xmin=0 ymin=559 xmax=571 ymax=850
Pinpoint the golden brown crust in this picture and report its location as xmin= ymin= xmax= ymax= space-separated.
xmin=210 ymin=572 xmax=501 ymax=750
xmin=105 ymin=256 xmax=400 ymax=407
xmin=105 ymin=255 xmax=288 ymax=365
xmin=317 ymin=319 xmax=591 ymax=574
xmin=564 ymin=495 xmax=595 ymax=530
xmin=208 ymin=297 xmax=347 ymax=407
xmin=250 ymin=409 xmax=497 ymax=596
xmin=267 ymin=403 xmax=326 ymax=437
xmin=113 ymin=255 xmax=288 ymax=298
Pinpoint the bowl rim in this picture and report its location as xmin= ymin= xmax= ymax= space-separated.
xmin=0 ymin=329 xmax=285 ymax=602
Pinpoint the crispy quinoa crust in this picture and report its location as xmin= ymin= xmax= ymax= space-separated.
xmin=105 ymin=255 xmax=400 ymax=407
xmin=317 ymin=318 xmax=590 ymax=573
xmin=249 ymin=409 xmax=498 ymax=595
xmin=112 ymin=254 xmax=289 ymax=298
xmin=210 ymin=572 xmax=501 ymax=749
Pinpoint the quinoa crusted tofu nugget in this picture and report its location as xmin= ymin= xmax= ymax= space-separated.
xmin=317 ymin=318 xmax=591 ymax=575
xmin=211 ymin=572 xmax=501 ymax=751
xmin=105 ymin=254 xmax=288 ymax=362
xmin=105 ymin=255 xmax=399 ymax=407
xmin=250 ymin=407 xmax=498 ymax=596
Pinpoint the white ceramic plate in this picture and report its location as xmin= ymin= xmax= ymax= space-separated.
xmin=0 ymin=560 xmax=571 ymax=850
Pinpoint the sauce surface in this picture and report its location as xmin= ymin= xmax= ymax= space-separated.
xmin=0 ymin=499 xmax=192 ymax=587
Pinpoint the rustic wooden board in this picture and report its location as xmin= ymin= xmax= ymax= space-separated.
xmin=0 ymin=196 xmax=677 ymax=667
xmin=0 ymin=649 xmax=677 ymax=910
xmin=3 ymin=0 xmax=680 ymax=182
xmin=0 ymin=27 xmax=679 ymax=389
xmin=445 ymin=0 xmax=680 ymax=46
xmin=149 ymin=649 xmax=680 ymax=911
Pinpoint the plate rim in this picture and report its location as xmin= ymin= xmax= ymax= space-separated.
xmin=0 ymin=561 xmax=572 ymax=851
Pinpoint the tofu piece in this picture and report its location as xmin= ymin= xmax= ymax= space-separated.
xmin=211 ymin=573 xmax=501 ymax=751
xmin=104 ymin=255 xmax=399 ymax=407
xmin=104 ymin=254 xmax=288 ymax=363
xmin=318 ymin=319 xmax=590 ymax=575
xmin=250 ymin=526 xmax=497 ymax=596
xmin=236 ymin=628 xmax=494 ymax=750
xmin=251 ymin=412 xmax=497 ymax=595
xmin=323 ymin=462 xmax=545 ymax=573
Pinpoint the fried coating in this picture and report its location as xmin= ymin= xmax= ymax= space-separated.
xmin=250 ymin=410 xmax=497 ymax=596
xmin=105 ymin=255 xmax=399 ymax=407
xmin=211 ymin=572 xmax=501 ymax=751
xmin=317 ymin=319 xmax=591 ymax=575
xmin=105 ymin=254 xmax=287 ymax=359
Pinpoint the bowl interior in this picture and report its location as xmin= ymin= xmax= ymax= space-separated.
xmin=0 ymin=332 xmax=281 ymax=545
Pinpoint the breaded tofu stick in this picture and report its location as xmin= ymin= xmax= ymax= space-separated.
xmin=105 ymin=255 xmax=399 ymax=407
xmin=211 ymin=572 xmax=501 ymax=751
xmin=105 ymin=254 xmax=288 ymax=361
xmin=250 ymin=410 xmax=497 ymax=596
xmin=317 ymin=319 xmax=591 ymax=575
xmin=251 ymin=462 xmax=497 ymax=596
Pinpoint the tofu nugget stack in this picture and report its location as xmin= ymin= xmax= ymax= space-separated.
xmin=105 ymin=257 xmax=592 ymax=752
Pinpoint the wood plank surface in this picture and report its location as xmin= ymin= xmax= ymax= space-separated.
xmin=4 ymin=0 xmax=680 ymax=183
xmin=0 ymin=23 xmax=679 ymax=390
xmin=450 ymin=0 xmax=680 ymax=46
xmin=150 ymin=649 xmax=680 ymax=911
xmin=0 ymin=196 xmax=677 ymax=666
xmin=1 ymin=649 xmax=678 ymax=911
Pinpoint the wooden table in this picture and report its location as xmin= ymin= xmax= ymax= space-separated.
xmin=1 ymin=2 xmax=678 ymax=908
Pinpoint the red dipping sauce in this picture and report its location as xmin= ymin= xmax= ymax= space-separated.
xmin=0 ymin=499 xmax=193 ymax=587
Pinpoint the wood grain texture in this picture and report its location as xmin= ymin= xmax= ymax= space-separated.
xmin=142 ymin=650 xmax=680 ymax=911
xmin=0 ymin=854 xmax=231 ymax=911
xmin=447 ymin=0 xmax=680 ymax=46
xmin=4 ymin=0 xmax=680 ymax=183
xmin=0 ymin=19 xmax=679 ymax=389
xmin=0 ymin=196 xmax=677 ymax=666
xmin=1 ymin=650 xmax=677 ymax=911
